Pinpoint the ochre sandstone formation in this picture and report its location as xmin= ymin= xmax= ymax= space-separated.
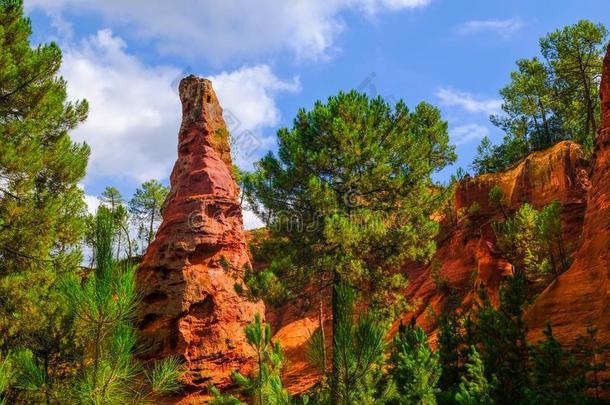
xmin=401 ymin=140 xmax=589 ymax=334
xmin=525 ymin=44 xmax=610 ymax=383
xmin=136 ymin=75 xmax=264 ymax=390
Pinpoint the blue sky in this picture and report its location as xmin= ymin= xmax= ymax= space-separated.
xmin=24 ymin=0 xmax=610 ymax=228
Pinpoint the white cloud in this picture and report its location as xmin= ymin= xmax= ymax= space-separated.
xmin=83 ymin=194 xmax=101 ymax=215
xmin=209 ymin=65 xmax=300 ymax=168
xmin=436 ymin=87 xmax=502 ymax=115
xmin=27 ymin=0 xmax=430 ymax=63
xmin=243 ymin=209 xmax=265 ymax=230
xmin=211 ymin=66 xmax=300 ymax=132
xmin=62 ymin=30 xmax=299 ymax=184
xmin=450 ymin=124 xmax=488 ymax=146
xmin=62 ymin=29 xmax=182 ymax=183
xmin=458 ymin=18 xmax=524 ymax=38
xmin=359 ymin=0 xmax=430 ymax=13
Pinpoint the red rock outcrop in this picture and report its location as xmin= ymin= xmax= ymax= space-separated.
xmin=525 ymin=44 xmax=610 ymax=385
xmin=136 ymin=75 xmax=264 ymax=390
xmin=401 ymin=140 xmax=589 ymax=333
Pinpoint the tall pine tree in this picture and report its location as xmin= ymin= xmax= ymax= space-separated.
xmin=244 ymin=91 xmax=455 ymax=403
xmin=0 ymin=0 xmax=90 ymax=355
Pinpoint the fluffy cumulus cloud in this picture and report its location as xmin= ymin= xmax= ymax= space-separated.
xmin=209 ymin=66 xmax=300 ymax=168
xmin=27 ymin=0 xmax=430 ymax=63
xmin=62 ymin=30 xmax=182 ymax=183
xmin=458 ymin=17 xmax=524 ymax=38
xmin=62 ymin=30 xmax=299 ymax=184
xmin=436 ymin=87 xmax=502 ymax=116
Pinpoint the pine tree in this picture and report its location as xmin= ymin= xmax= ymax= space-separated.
xmin=493 ymin=203 xmax=543 ymax=282
xmin=536 ymin=200 xmax=568 ymax=276
xmin=389 ymin=318 xmax=441 ymax=405
xmin=437 ymin=312 xmax=467 ymax=395
xmin=473 ymin=20 xmax=608 ymax=174
xmin=113 ymin=204 xmax=133 ymax=260
xmin=332 ymin=284 xmax=392 ymax=404
xmin=469 ymin=275 xmax=529 ymax=404
xmin=525 ymin=323 xmax=587 ymax=404
xmin=490 ymin=57 xmax=564 ymax=152
xmin=244 ymin=91 xmax=455 ymax=402
xmin=488 ymin=185 xmax=508 ymax=220
xmin=99 ymin=186 xmax=132 ymax=260
xmin=100 ymin=187 xmax=123 ymax=212
xmin=57 ymin=207 xmax=183 ymax=403
xmin=576 ymin=326 xmax=610 ymax=401
xmin=493 ymin=201 xmax=568 ymax=288
xmin=128 ymin=179 xmax=168 ymax=251
xmin=541 ymin=20 xmax=608 ymax=149
xmin=0 ymin=0 xmax=90 ymax=354
xmin=211 ymin=313 xmax=295 ymax=405
xmin=455 ymin=347 xmax=495 ymax=405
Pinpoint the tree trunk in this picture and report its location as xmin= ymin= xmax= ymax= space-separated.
xmin=538 ymin=98 xmax=551 ymax=144
xmin=115 ymin=231 xmax=121 ymax=261
xmin=258 ymin=348 xmax=264 ymax=405
xmin=121 ymin=223 xmax=132 ymax=260
xmin=148 ymin=209 xmax=155 ymax=246
xmin=580 ymin=61 xmax=597 ymax=141
xmin=319 ymin=300 xmax=327 ymax=375
xmin=331 ymin=271 xmax=340 ymax=405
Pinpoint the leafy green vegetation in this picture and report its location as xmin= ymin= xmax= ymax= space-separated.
xmin=210 ymin=313 xmax=298 ymax=405
xmin=434 ymin=271 xmax=610 ymax=405
xmin=493 ymin=200 xmax=569 ymax=287
xmin=389 ymin=319 xmax=441 ymax=404
xmin=5 ymin=207 xmax=184 ymax=404
xmin=128 ymin=179 xmax=169 ymax=251
xmin=454 ymin=347 xmax=495 ymax=405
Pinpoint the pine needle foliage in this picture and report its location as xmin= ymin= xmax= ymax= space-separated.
xmin=244 ymin=90 xmax=456 ymax=402
xmin=58 ymin=207 xmax=184 ymax=404
xmin=455 ymin=347 xmax=496 ymax=405
xmin=0 ymin=354 xmax=12 ymax=405
xmin=524 ymin=323 xmax=588 ymax=404
xmin=212 ymin=313 xmax=297 ymax=405
xmin=331 ymin=284 xmax=394 ymax=404
xmin=469 ymin=275 xmax=529 ymax=404
xmin=389 ymin=318 xmax=441 ymax=405
xmin=473 ymin=20 xmax=608 ymax=174
xmin=0 ymin=0 xmax=90 ymax=355
xmin=493 ymin=201 xmax=568 ymax=288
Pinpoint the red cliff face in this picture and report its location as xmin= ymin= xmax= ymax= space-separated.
xmin=525 ymin=45 xmax=610 ymax=377
xmin=136 ymin=76 xmax=264 ymax=389
xmin=400 ymin=140 xmax=589 ymax=333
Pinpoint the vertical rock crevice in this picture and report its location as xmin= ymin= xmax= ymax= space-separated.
xmin=136 ymin=75 xmax=264 ymax=389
